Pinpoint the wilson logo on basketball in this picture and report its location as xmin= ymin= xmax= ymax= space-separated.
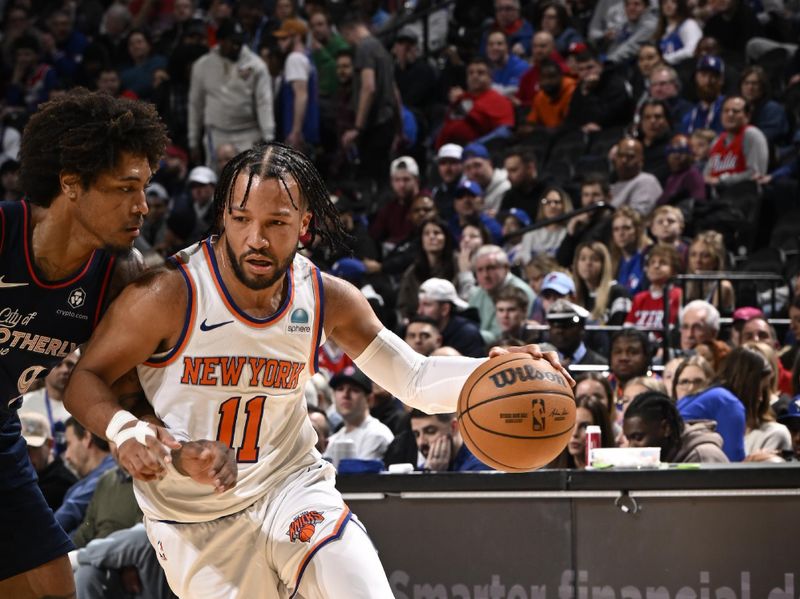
xmin=287 ymin=510 xmax=325 ymax=543
xmin=489 ymin=365 xmax=565 ymax=389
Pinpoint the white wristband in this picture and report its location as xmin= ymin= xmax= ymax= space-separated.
xmin=112 ymin=421 xmax=155 ymax=447
xmin=105 ymin=410 xmax=138 ymax=441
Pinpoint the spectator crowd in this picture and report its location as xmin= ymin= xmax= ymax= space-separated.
xmin=5 ymin=0 xmax=800 ymax=594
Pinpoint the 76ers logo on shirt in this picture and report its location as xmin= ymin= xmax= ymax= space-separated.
xmin=287 ymin=510 xmax=325 ymax=543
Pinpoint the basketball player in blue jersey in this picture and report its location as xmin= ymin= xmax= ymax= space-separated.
xmin=0 ymin=90 xmax=236 ymax=599
xmin=66 ymin=142 xmax=574 ymax=599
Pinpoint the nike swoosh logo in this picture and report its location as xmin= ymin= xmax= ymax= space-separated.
xmin=0 ymin=276 xmax=28 ymax=288
xmin=200 ymin=319 xmax=234 ymax=331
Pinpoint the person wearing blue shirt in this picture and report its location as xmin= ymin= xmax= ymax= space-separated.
xmin=486 ymin=30 xmax=529 ymax=97
xmin=57 ymin=418 xmax=116 ymax=536
xmin=448 ymin=179 xmax=503 ymax=244
xmin=410 ymin=410 xmax=491 ymax=471
xmin=680 ymin=55 xmax=725 ymax=134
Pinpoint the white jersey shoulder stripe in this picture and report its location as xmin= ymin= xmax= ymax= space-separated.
xmin=201 ymin=238 xmax=294 ymax=328
xmin=144 ymin=255 xmax=198 ymax=368
xmin=308 ymin=266 xmax=324 ymax=375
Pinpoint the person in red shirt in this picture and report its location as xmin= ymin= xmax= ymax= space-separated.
xmin=625 ymin=243 xmax=683 ymax=337
xmin=436 ymin=57 xmax=514 ymax=149
xmin=516 ymin=31 xmax=570 ymax=106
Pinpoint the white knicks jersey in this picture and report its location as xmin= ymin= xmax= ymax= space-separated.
xmin=136 ymin=239 xmax=325 ymax=522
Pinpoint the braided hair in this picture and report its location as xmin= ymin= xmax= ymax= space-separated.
xmin=210 ymin=142 xmax=350 ymax=255
xmin=624 ymin=391 xmax=684 ymax=449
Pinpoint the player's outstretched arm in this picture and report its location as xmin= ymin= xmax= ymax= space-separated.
xmin=64 ymin=267 xmax=186 ymax=481
xmin=322 ymin=275 xmax=572 ymax=414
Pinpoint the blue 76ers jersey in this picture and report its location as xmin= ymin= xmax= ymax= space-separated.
xmin=0 ymin=200 xmax=116 ymax=408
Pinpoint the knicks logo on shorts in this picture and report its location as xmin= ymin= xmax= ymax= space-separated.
xmin=287 ymin=510 xmax=325 ymax=543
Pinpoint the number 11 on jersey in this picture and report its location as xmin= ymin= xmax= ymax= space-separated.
xmin=217 ymin=395 xmax=266 ymax=462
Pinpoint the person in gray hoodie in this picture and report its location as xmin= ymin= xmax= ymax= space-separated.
xmin=623 ymin=391 xmax=729 ymax=463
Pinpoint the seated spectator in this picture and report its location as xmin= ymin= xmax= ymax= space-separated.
xmin=630 ymin=44 xmax=665 ymax=107
xmin=689 ymin=128 xmax=717 ymax=172
xmin=536 ymin=271 xmax=577 ymax=324
xmin=58 ymin=417 xmax=115 ymax=536
xmin=729 ymin=306 xmax=764 ymax=347
xmin=480 ymin=0 xmax=534 ymax=56
xmin=685 ymin=231 xmax=735 ymax=314
xmin=120 ymin=29 xmax=167 ymax=99
xmin=624 ymin=391 xmax=729 ymax=462
xmin=738 ymin=66 xmax=789 ymax=146
xmin=573 ymin=241 xmax=631 ymax=325
xmin=703 ymin=95 xmax=769 ymax=191
xmin=417 ymin=278 xmax=487 ymax=358
xmin=702 ymin=0 xmax=761 ymax=60
xmin=656 ymin=0 xmax=703 ymax=65
xmin=369 ymin=156 xmax=420 ymax=251
xmin=672 ymin=355 xmax=714 ymax=400
xmin=605 ymin=0 xmax=658 ymax=67
xmin=565 ymin=49 xmax=634 ymax=132
xmin=95 ymin=67 xmax=138 ymax=99
xmin=462 ymin=142 xmax=510 ymax=217
xmin=559 ymin=395 xmax=616 ymax=468
xmin=657 ymin=134 xmax=707 ymax=209
xmin=167 ymin=166 xmax=218 ymax=248
xmin=19 ymin=412 xmax=76 ymax=511
xmin=611 ymin=206 xmax=651 ymax=294
xmin=523 ymin=59 xmax=577 ymax=130
xmin=777 ymin=399 xmax=800 ymax=461
xmin=410 ymin=410 xmax=490 ymax=471
xmin=649 ymin=205 xmax=690 ymax=266
xmin=523 ymin=255 xmax=561 ymax=323
xmin=467 ymin=245 xmax=535 ymax=345
xmin=499 ymin=147 xmax=548 ymax=213
xmin=518 ymin=187 xmax=573 ymax=262
xmin=397 ymin=217 xmax=458 ymax=320
xmin=499 ymin=207 xmax=530 ymax=264
xmin=681 ymin=55 xmax=726 ymax=134
xmin=678 ymin=347 xmax=753 ymax=461
xmin=648 ymin=65 xmax=693 ymax=125
xmin=486 ymin=31 xmax=528 ymax=98
xmin=678 ymin=299 xmax=730 ymax=362
xmin=546 ymin=299 xmax=608 ymax=366
xmin=370 ymin=193 xmax=436 ymax=280
xmin=457 ymin=219 xmax=494 ymax=276
xmin=22 ymin=353 xmax=78 ymax=454
xmin=610 ymin=138 xmax=663 ymax=216
xmin=608 ymin=329 xmax=653 ymax=406
xmin=637 ymin=99 xmax=672 ymax=184
xmin=0 ymin=159 xmax=22 ymax=202
xmin=747 ymin=340 xmax=791 ymax=406
xmin=71 ymin=461 xmax=142 ymax=549
xmin=448 ymin=180 xmax=503 ymax=244
xmin=779 ymin=298 xmax=800 ymax=371
xmin=574 ymin=373 xmax=617 ymax=429
xmin=625 ymin=243 xmax=683 ymax=333
xmin=323 ymin=367 xmax=394 ymax=462
xmin=5 ymin=34 xmax=58 ymax=118
xmin=618 ymin=377 xmax=669 ymax=439
xmin=404 ymin=315 xmax=444 ymax=356
xmin=431 ymin=143 xmax=464 ymax=221
xmin=517 ymin=31 xmax=570 ymax=106
xmin=496 ymin=285 xmax=537 ymax=345
xmin=556 ymin=174 xmax=614 ymax=267
xmin=537 ymin=1 xmax=584 ymax=57
xmin=436 ymin=57 xmax=514 ymax=149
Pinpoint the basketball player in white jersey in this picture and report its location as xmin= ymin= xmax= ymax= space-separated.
xmin=65 ymin=142 xmax=572 ymax=599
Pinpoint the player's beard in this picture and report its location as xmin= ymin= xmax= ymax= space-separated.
xmin=226 ymin=237 xmax=294 ymax=291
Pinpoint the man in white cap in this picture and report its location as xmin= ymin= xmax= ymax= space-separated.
xmin=432 ymin=143 xmax=463 ymax=220
xmin=369 ymin=156 xmax=420 ymax=252
xmin=417 ymin=278 xmax=486 ymax=358
xmin=19 ymin=412 xmax=77 ymax=511
xmin=171 ymin=165 xmax=218 ymax=246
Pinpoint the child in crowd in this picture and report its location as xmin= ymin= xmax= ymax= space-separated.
xmin=625 ymin=243 xmax=683 ymax=337
xmin=649 ymin=205 xmax=689 ymax=268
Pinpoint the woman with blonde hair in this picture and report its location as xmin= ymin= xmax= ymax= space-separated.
xmin=572 ymin=241 xmax=630 ymax=325
xmin=610 ymin=206 xmax=651 ymax=294
xmin=685 ymin=230 xmax=735 ymax=314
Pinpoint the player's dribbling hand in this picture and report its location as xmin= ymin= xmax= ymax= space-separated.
xmin=116 ymin=424 xmax=182 ymax=482
xmin=172 ymin=440 xmax=238 ymax=493
xmin=489 ymin=344 xmax=576 ymax=388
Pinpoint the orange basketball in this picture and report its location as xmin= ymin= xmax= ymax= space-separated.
xmin=457 ymin=353 xmax=576 ymax=472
